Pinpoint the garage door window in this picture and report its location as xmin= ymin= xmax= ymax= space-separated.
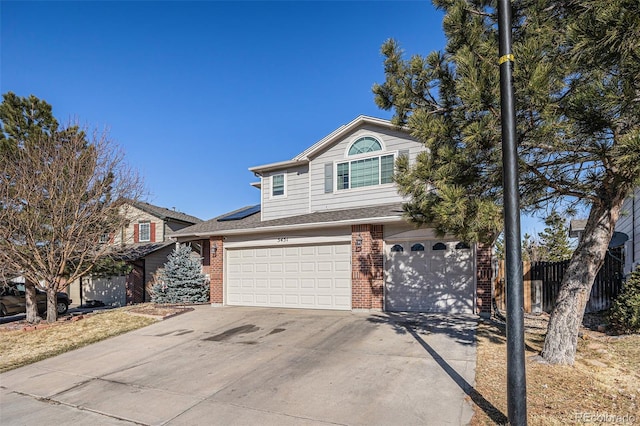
xmin=432 ymin=242 xmax=446 ymax=251
xmin=455 ymin=242 xmax=470 ymax=250
xmin=411 ymin=243 xmax=425 ymax=252
xmin=390 ymin=244 xmax=404 ymax=252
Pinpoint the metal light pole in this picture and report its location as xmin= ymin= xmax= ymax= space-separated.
xmin=497 ymin=0 xmax=528 ymax=425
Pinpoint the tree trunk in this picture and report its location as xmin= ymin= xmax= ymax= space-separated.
xmin=542 ymin=197 xmax=625 ymax=365
xmin=46 ymin=286 xmax=58 ymax=323
xmin=24 ymin=281 xmax=40 ymax=324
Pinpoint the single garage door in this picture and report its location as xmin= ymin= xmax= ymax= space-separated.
xmin=385 ymin=241 xmax=474 ymax=313
xmin=226 ymin=243 xmax=351 ymax=310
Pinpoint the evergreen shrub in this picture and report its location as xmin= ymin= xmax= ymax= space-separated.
xmin=608 ymin=266 xmax=640 ymax=334
xmin=151 ymin=244 xmax=209 ymax=304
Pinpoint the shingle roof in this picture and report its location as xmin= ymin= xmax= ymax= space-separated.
xmin=171 ymin=203 xmax=405 ymax=239
xmin=114 ymin=241 xmax=175 ymax=261
xmin=132 ymin=201 xmax=202 ymax=224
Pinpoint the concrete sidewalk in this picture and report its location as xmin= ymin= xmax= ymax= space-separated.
xmin=0 ymin=306 xmax=479 ymax=425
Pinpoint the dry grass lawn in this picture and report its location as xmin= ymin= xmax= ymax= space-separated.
xmin=471 ymin=318 xmax=640 ymax=425
xmin=0 ymin=308 xmax=158 ymax=373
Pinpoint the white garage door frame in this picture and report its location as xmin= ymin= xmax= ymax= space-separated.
xmin=224 ymin=236 xmax=352 ymax=310
xmin=384 ymin=239 xmax=477 ymax=314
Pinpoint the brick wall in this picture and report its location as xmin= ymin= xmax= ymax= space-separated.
xmin=209 ymin=236 xmax=224 ymax=304
xmin=351 ymin=224 xmax=384 ymax=310
xmin=476 ymin=243 xmax=492 ymax=316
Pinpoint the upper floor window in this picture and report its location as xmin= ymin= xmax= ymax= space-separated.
xmin=139 ymin=222 xmax=151 ymax=242
xmin=337 ymin=137 xmax=394 ymax=191
xmin=272 ymin=174 xmax=285 ymax=197
xmin=98 ymin=233 xmax=110 ymax=244
xmin=348 ymin=136 xmax=382 ymax=155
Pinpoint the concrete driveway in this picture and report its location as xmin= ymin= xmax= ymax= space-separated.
xmin=0 ymin=306 xmax=479 ymax=425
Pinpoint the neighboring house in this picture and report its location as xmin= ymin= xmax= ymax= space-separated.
xmin=570 ymin=187 xmax=639 ymax=277
xmin=67 ymin=201 xmax=202 ymax=306
xmin=172 ymin=116 xmax=493 ymax=315
xmin=615 ymin=187 xmax=640 ymax=276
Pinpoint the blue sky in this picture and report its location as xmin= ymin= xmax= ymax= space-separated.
xmin=2 ymin=0 xmax=545 ymax=235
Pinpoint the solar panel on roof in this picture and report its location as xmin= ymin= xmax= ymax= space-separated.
xmin=217 ymin=205 xmax=261 ymax=222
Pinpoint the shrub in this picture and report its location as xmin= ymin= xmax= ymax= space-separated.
xmin=608 ymin=266 xmax=640 ymax=334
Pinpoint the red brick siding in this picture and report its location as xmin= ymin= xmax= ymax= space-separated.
xmin=476 ymin=243 xmax=492 ymax=315
xmin=351 ymin=224 xmax=384 ymax=310
xmin=209 ymin=236 xmax=224 ymax=304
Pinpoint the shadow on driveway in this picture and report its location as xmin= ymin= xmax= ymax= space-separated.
xmin=368 ymin=313 xmax=508 ymax=425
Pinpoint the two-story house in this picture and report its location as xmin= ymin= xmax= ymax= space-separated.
xmin=68 ymin=201 xmax=202 ymax=307
xmin=172 ymin=116 xmax=492 ymax=315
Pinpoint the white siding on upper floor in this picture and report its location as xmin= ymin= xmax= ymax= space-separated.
xmin=615 ymin=187 xmax=640 ymax=275
xmin=261 ymin=165 xmax=310 ymax=221
xmin=309 ymin=123 xmax=425 ymax=212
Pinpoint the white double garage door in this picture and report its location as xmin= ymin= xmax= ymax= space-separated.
xmin=225 ymin=240 xmax=474 ymax=313
xmin=226 ymin=244 xmax=352 ymax=310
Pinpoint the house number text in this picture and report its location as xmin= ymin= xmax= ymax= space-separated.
xmin=277 ymin=237 xmax=289 ymax=243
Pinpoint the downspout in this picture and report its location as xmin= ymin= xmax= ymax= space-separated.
xmin=79 ymin=275 xmax=84 ymax=307
xmin=633 ymin=195 xmax=636 ymax=265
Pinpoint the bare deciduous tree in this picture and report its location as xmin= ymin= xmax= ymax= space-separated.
xmin=1 ymin=116 xmax=143 ymax=322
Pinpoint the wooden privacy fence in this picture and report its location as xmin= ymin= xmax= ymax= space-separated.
xmin=494 ymin=249 xmax=624 ymax=314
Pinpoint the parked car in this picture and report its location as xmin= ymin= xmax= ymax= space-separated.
xmin=0 ymin=282 xmax=71 ymax=316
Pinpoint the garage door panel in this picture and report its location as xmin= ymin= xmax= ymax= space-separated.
xmin=285 ymin=278 xmax=298 ymax=289
xmin=270 ymin=263 xmax=283 ymax=273
xmin=300 ymin=246 xmax=315 ymax=256
xmin=285 ymin=263 xmax=298 ymax=273
xmin=316 ymin=246 xmax=332 ymax=255
xmin=285 ymin=247 xmax=299 ymax=256
xmin=284 ymin=295 xmax=299 ymax=305
xmin=300 ymin=278 xmax=315 ymax=288
xmin=301 ymin=262 xmax=315 ymax=272
xmin=226 ymin=244 xmax=351 ymax=310
xmin=335 ymin=244 xmax=351 ymax=255
xmin=300 ymin=295 xmax=315 ymax=305
xmin=335 ymin=260 xmax=350 ymax=272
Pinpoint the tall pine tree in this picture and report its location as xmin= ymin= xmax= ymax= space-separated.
xmin=374 ymin=1 xmax=640 ymax=364
xmin=152 ymin=244 xmax=209 ymax=304
xmin=538 ymin=211 xmax=573 ymax=262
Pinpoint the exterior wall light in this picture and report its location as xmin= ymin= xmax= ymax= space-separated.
xmin=211 ymin=241 xmax=218 ymax=257
xmin=355 ymin=234 xmax=363 ymax=252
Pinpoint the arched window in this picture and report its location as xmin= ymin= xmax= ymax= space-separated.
xmin=455 ymin=242 xmax=470 ymax=250
xmin=432 ymin=242 xmax=447 ymax=251
xmin=348 ymin=136 xmax=382 ymax=156
xmin=411 ymin=243 xmax=425 ymax=252
xmin=390 ymin=244 xmax=404 ymax=252
xmin=336 ymin=136 xmax=393 ymax=191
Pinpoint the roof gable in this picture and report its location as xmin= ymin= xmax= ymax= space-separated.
xmin=249 ymin=116 xmax=410 ymax=174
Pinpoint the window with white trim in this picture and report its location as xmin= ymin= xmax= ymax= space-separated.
xmin=272 ymin=174 xmax=285 ymax=197
xmin=139 ymin=222 xmax=151 ymax=242
xmin=337 ymin=137 xmax=394 ymax=191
